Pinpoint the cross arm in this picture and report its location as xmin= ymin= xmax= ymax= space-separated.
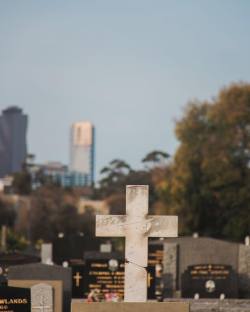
xmin=146 ymin=216 xmax=178 ymax=237
xmin=96 ymin=215 xmax=126 ymax=237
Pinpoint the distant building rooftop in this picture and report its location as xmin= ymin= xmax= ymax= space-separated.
xmin=2 ymin=106 xmax=23 ymax=114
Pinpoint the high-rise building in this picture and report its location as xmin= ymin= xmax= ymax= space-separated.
xmin=70 ymin=121 xmax=95 ymax=185
xmin=0 ymin=107 xmax=28 ymax=178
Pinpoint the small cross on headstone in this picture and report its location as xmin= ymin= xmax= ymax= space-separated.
xmin=96 ymin=185 xmax=178 ymax=302
xmin=73 ymin=272 xmax=83 ymax=287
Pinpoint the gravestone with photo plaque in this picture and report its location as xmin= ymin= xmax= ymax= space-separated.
xmin=181 ymin=264 xmax=238 ymax=298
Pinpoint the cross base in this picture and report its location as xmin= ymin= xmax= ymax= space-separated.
xmin=71 ymin=301 xmax=189 ymax=312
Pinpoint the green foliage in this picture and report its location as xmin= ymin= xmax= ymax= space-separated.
xmin=6 ymin=230 xmax=29 ymax=252
xmin=98 ymin=154 xmax=169 ymax=214
xmin=12 ymin=170 xmax=32 ymax=195
xmin=142 ymin=150 xmax=170 ymax=165
xmin=164 ymin=83 xmax=250 ymax=240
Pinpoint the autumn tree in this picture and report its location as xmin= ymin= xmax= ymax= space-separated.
xmin=164 ymin=83 xmax=250 ymax=240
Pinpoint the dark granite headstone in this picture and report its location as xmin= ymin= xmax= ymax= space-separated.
xmin=83 ymin=251 xmax=156 ymax=300
xmin=148 ymin=242 xmax=164 ymax=300
xmin=72 ymin=265 xmax=85 ymax=299
xmin=8 ymin=263 xmax=71 ymax=312
xmin=182 ymin=264 xmax=238 ymax=298
xmin=84 ymin=258 xmax=124 ymax=300
xmin=53 ymin=235 xmax=104 ymax=265
xmin=0 ymin=286 xmax=30 ymax=312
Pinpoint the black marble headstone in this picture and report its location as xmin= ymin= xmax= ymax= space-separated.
xmin=72 ymin=265 xmax=85 ymax=299
xmin=181 ymin=264 xmax=238 ymax=298
xmin=0 ymin=286 xmax=30 ymax=312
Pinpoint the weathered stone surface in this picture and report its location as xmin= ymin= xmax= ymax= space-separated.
xmin=9 ymin=279 xmax=62 ymax=312
xmin=41 ymin=243 xmax=53 ymax=265
xmin=96 ymin=185 xmax=178 ymax=302
xmin=189 ymin=299 xmax=250 ymax=312
xmin=71 ymin=302 xmax=189 ymax=312
xmin=31 ymin=283 xmax=53 ymax=312
xmin=238 ymin=245 xmax=250 ymax=297
xmin=163 ymin=242 xmax=178 ymax=297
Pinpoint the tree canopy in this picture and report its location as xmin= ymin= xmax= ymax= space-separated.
xmin=163 ymin=83 xmax=250 ymax=240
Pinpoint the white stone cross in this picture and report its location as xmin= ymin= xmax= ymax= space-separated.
xmin=96 ymin=185 xmax=178 ymax=302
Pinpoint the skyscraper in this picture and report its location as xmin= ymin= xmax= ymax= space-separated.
xmin=0 ymin=106 xmax=28 ymax=178
xmin=70 ymin=121 xmax=95 ymax=185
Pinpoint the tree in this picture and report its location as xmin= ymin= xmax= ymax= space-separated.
xmin=12 ymin=170 xmax=32 ymax=195
xmin=99 ymin=159 xmax=131 ymax=197
xmin=30 ymin=185 xmax=80 ymax=242
xmin=163 ymin=83 xmax=250 ymax=240
xmin=0 ymin=197 xmax=16 ymax=227
xmin=142 ymin=150 xmax=170 ymax=167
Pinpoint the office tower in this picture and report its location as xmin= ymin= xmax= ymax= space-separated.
xmin=70 ymin=121 xmax=95 ymax=185
xmin=0 ymin=106 xmax=28 ymax=178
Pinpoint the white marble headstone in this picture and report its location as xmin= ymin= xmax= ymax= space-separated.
xmin=31 ymin=283 xmax=53 ymax=312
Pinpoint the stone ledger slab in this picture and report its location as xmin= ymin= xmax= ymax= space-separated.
xmin=71 ymin=302 xmax=189 ymax=312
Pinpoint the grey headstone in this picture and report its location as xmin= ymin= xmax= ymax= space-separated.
xmin=31 ymin=283 xmax=53 ymax=312
xmin=8 ymin=263 xmax=71 ymax=312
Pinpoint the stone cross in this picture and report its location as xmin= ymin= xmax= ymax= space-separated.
xmin=31 ymin=283 xmax=53 ymax=312
xmin=96 ymin=185 xmax=178 ymax=302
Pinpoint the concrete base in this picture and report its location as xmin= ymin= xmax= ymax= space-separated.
xmin=71 ymin=301 xmax=189 ymax=312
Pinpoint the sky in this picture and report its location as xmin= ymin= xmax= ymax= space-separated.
xmin=0 ymin=0 xmax=250 ymax=180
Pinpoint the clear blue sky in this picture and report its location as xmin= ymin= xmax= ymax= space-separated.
xmin=0 ymin=1 xmax=250 ymax=179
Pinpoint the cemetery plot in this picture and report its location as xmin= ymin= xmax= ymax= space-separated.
xmin=0 ymin=286 xmax=30 ymax=312
xmin=181 ymin=264 xmax=238 ymax=298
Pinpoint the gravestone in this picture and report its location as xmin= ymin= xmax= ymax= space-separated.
xmin=0 ymin=286 xmax=31 ymax=312
xmin=71 ymin=265 xmax=85 ymax=299
xmin=9 ymin=280 xmax=62 ymax=312
xmin=96 ymin=185 xmax=178 ymax=302
xmin=31 ymin=283 xmax=53 ymax=312
xmin=148 ymin=242 xmax=164 ymax=300
xmin=182 ymin=264 xmax=238 ymax=298
xmin=8 ymin=263 xmax=71 ymax=312
xmin=84 ymin=252 xmax=124 ymax=300
xmin=71 ymin=185 xmax=189 ymax=312
xmin=80 ymin=251 xmax=157 ymax=300
xmin=41 ymin=244 xmax=53 ymax=265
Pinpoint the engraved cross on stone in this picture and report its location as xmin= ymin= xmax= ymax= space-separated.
xmin=32 ymin=295 xmax=52 ymax=312
xmin=96 ymin=185 xmax=178 ymax=302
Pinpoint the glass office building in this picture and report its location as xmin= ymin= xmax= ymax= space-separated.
xmin=69 ymin=121 xmax=95 ymax=186
xmin=0 ymin=107 xmax=28 ymax=178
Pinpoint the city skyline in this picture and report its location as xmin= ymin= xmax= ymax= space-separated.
xmin=1 ymin=1 xmax=250 ymax=177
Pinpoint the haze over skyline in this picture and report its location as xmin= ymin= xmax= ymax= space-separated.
xmin=1 ymin=1 xmax=250 ymax=179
